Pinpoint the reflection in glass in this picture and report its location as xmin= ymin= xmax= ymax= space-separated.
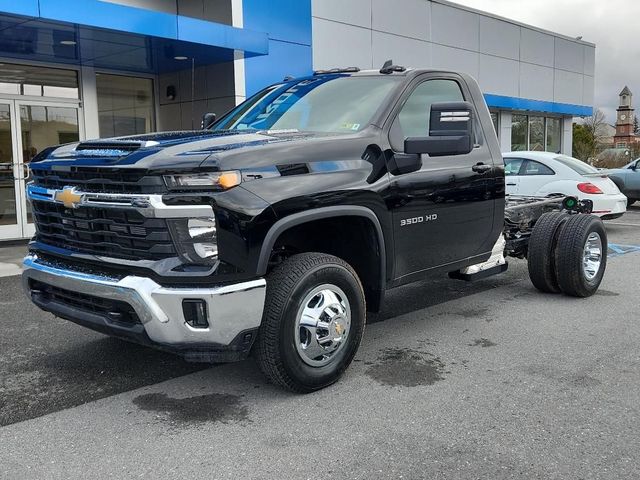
xmin=511 ymin=114 xmax=528 ymax=151
xmin=20 ymin=105 xmax=79 ymax=222
xmin=97 ymin=74 xmax=155 ymax=137
xmin=490 ymin=111 xmax=499 ymax=136
xmin=0 ymin=104 xmax=16 ymax=226
xmin=546 ymin=117 xmax=561 ymax=153
xmin=0 ymin=63 xmax=78 ymax=99
xmin=529 ymin=116 xmax=545 ymax=151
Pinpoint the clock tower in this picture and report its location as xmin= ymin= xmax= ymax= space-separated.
xmin=614 ymin=86 xmax=636 ymax=147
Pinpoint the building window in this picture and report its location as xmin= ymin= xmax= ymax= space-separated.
xmin=511 ymin=114 xmax=562 ymax=152
xmin=546 ymin=117 xmax=561 ymax=153
xmin=529 ymin=116 xmax=545 ymax=151
xmin=96 ymin=74 xmax=155 ymax=137
xmin=0 ymin=63 xmax=78 ymax=99
xmin=490 ymin=111 xmax=499 ymax=137
xmin=511 ymin=114 xmax=528 ymax=151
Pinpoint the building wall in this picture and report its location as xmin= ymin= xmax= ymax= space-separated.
xmin=157 ymin=62 xmax=237 ymax=131
xmin=311 ymin=0 xmax=595 ymax=109
xmin=242 ymin=0 xmax=313 ymax=97
xmin=310 ymin=0 xmax=596 ymax=155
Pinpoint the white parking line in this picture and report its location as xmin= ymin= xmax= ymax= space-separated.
xmin=607 ymin=222 xmax=640 ymax=227
xmin=0 ymin=263 xmax=22 ymax=278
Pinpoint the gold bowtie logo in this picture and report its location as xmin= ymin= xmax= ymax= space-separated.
xmin=54 ymin=188 xmax=83 ymax=208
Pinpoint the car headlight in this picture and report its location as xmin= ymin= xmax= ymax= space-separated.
xmin=164 ymin=171 xmax=241 ymax=190
xmin=167 ymin=216 xmax=218 ymax=265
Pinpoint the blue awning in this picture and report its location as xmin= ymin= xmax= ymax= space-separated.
xmin=0 ymin=0 xmax=269 ymax=73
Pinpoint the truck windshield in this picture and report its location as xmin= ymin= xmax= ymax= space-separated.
xmin=212 ymin=75 xmax=400 ymax=133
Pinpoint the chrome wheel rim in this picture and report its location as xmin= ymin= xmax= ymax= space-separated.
xmin=295 ymin=284 xmax=351 ymax=367
xmin=582 ymin=232 xmax=603 ymax=281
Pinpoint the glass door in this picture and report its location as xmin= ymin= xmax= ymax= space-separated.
xmin=15 ymin=101 xmax=81 ymax=238
xmin=0 ymin=102 xmax=22 ymax=240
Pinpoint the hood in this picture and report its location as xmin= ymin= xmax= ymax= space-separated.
xmin=31 ymin=129 xmax=338 ymax=172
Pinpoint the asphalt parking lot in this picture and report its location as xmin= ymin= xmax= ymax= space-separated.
xmin=1 ymin=207 xmax=639 ymax=479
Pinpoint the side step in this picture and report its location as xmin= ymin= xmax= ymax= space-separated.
xmin=448 ymin=235 xmax=508 ymax=282
xmin=449 ymin=262 xmax=508 ymax=282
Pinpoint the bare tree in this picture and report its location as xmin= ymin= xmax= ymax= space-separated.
xmin=581 ymin=108 xmax=608 ymax=145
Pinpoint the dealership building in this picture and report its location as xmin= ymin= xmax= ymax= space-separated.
xmin=0 ymin=0 xmax=595 ymax=241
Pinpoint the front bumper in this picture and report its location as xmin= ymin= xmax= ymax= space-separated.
xmin=23 ymin=254 xmax=266 ymax=362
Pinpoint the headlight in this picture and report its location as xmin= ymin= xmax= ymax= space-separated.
xmin=164 ymin=171 xmax=241 ymax=190
xmin=167 ymin=217 xmax=218 ymax=265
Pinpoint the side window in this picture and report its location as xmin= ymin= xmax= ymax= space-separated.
xmin=504 ymin=158 xmax=524 ymax=176
xmin=522 ymin=160 xmax=554 ymax=176
xmin=390 ymin=79 xmax=464 ymax=151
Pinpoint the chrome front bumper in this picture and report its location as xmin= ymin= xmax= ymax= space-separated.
xmin=23 ymin=254 xmax=266 ymax=350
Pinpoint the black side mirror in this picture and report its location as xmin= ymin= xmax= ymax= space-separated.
xmin=404 ymin=101 xmax=474 ymax=157
xmin=201 ymin=112 xmax=216 ymax=129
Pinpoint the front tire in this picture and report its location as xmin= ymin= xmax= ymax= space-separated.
xmin=555 ymin=215 xmax=607 ymax=297
xmin=627 ymin=198 xmax=637 ymax=207
xmin=255 ymin=253 xmax=366 ymax=393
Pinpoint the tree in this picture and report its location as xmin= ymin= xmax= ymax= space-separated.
xmin=581 ymin=108 xmax=607 ymax=144
xmin=573 ymin=108 xmax=607 ymax=163
xmin=634 ymin=115 xmax=639 ymax=135
xmin=572 ymin=123 xmax=596 ymax=161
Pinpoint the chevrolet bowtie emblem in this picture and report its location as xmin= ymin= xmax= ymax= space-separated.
xmin=54 ymin=187 xmax=83 ymax=208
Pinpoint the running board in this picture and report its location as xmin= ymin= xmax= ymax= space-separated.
xmin=449 ymin=262 xmax=508 ymax=282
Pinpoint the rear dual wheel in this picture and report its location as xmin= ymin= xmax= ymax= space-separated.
xmin=528 ymin=212 xmax=607 ymax=297
xmin=554 ymin=214 xmax=607 ymax=297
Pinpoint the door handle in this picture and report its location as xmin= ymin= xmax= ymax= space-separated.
xmin=506 ymin=183 xmax=517 ymax=186
xmin=472 ymin=163 xmax=492 ymax=174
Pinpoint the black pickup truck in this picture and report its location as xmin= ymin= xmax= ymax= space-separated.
xmin=23 ymin=66 xmax=607 ymax=392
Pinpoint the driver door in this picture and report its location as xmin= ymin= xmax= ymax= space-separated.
xmin=386 ymin=75 xmax=496 ymax=281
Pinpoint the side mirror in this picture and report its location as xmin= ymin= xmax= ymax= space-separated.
xmin=404 ymin=101 xmax=474 ymax=157
xmin=201 ymin=112 xmax=216 ymax=130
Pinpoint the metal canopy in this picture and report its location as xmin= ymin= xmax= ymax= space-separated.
xmin=0 ymin=0 xmax=269 ymax=73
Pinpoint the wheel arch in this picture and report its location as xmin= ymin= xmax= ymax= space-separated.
xmin=257 ymin=206 xmax=387 ymax=312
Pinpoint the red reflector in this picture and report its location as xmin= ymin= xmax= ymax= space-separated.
xmin=577 ymin=182 xmax=603 ymax=194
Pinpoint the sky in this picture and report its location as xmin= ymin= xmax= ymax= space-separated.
xmin=449 ymin=0 xmax=639 ymax=124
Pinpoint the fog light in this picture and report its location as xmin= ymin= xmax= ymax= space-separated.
xmin=183 ymin=299 xmax=209 ymax=328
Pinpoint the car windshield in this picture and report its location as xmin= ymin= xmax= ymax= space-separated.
xmin=212 ymin=75 xmax=400 ymax=133
xmin=554 ymin=154 xmax=599 ymax=175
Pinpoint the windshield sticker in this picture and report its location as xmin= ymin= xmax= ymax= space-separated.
xmin=340 ymin=123 xmax=361 ymax=131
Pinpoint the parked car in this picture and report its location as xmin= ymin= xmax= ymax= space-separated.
xmin=503 ymin=151 xmax=627 ymax=219
xmin=607 ymin=159 xmax=640 ymax=206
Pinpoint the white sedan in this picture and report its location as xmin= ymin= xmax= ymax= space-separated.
xmin=503 ymin=151 xmax=627 ymax=219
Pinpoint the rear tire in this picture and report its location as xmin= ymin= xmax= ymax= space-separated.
xmin=255 ymin=252 xmax=366 ymax=393
xmin=527 ymin=212 xmax=568 ymax=293
xmin=555 ymin=215 xmax=607 ymax=297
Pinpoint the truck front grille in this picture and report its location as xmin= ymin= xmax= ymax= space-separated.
xmin=29 ymin=279 xmax=141 ymax=325
xmin=32 ymin=200 xmax=176 ymax=261
xmin=30 ymin=168 xmax=167 ymax=194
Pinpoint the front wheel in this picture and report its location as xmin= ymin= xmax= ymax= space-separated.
xmin=627 ymin=198 xmax=637 ymax=207
xmin=255 ymin=253 xmax=366 ymax=392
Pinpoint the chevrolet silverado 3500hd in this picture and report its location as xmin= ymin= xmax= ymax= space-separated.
xmin=23 ymin=65 xmax=607 ymax=392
